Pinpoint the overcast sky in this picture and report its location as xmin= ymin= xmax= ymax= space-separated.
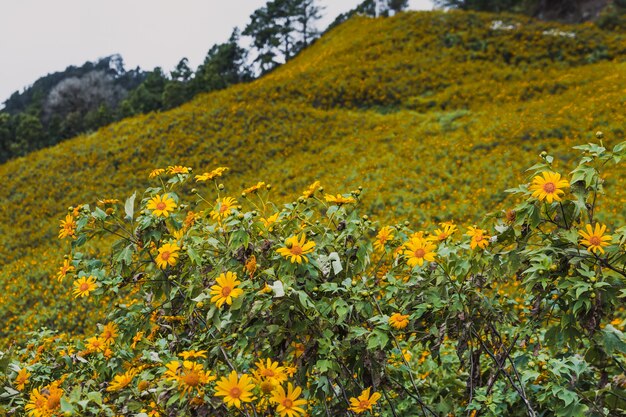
xmin=0 ymin=0 xmax=434 ymax=103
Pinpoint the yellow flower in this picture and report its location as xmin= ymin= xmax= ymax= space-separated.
xmin=106 ymin=369 xmax=137 ymax=392
xmin=253 ymin=359 xmax=288 ymax=386
xmin=214 ymin=371 xmax=256 ymax=409
xmin=245 ymin=255 xmax=257 ymax=277
xmin=579 ymin=223 xmax=612 ymax=254
xmin=101 ymin=322 xmax=118 ymax=345
xmin=25 ymin=382 xmax=63 ymax=417
xmin=429 ymin=222 xmax=457 ymax=242
xmin=243 ymin=181 xmax=266 ymax=194
xmin=85 ymin=336 xmax=106 ymax=353
xmin=277 ymin=234 xmax=315 ymax=264
xmin=149 ymin=168 xmax=165 ymax=178
xmin=466 ymin=226 xmax=489 ymax=250
xmin=56 ymin=259 xmax=74 ymax=282
xmin=271 ymin=383 xmax=307 ymax=417
xmin=210 ymin=272 xmax=244 ymax=308
xmin=58 ymin=214 xmax=76 ymax=239
xmin=403 ymin=237 xmax=437 ymax=267
xmin=389 ymin=312 xmax=410 ymax=329
xmin=164 ymin=360 xmax=215 ymax=396
xmin=147 ymin=194 xmax=177 ymax=218
xmin=261 ymin=213 xmax=280 ymax=230
xmin=14 ymin=368 xmax=30 ymax=391
xmin=325 ymin=193 xmax=355 ymax=205
xmin=374 ymin=226 xmax=394 ymax=251
xmin=210 ymin=197 xmax=238 ymax=221
xmin=302 ymin=181 xmax=320 ymax=199
xmin=155 ymin=242 xmax=180 ymax=269
xmin=131 ymin=331 xmax=144 ymax=350
xmin=529 ymin=171 xmax=570 ymax=203
xmin=167 ymin=165 xmax=190 ymax=174
xmin=195 ymin=166 xmax=229 ymax=182
xmin=178 ymin=350 xmax=207 ymax=360
xmin=349 ymin=387 xmax=381 ymax=414
xmin=73 ymin=276 xmax=97 ymax=298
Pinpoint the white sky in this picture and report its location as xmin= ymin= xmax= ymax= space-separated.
xmin=0 ymin=0 xmax=433 ymax=104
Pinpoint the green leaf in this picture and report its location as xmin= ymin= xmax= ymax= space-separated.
xmin=116 ymin=244 xmax=134 ymax=266
xmin=125 ymin=192 xmax=136 ymax=220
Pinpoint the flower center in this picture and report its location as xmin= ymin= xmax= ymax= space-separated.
xmin=183 ymin=372 xmax=200 ymax=387
xmin=414 ymin=248 xmax=425 ymax=258
xmin=260 ymin=380 xmax=274 ymax=394
xmin=229 ymin=387 xmax=242 ymax=398
xmin=261 ymin=369 xmax=275 ymax=377
xmin=161 ymin=251 xmax=171 ymax=261
xmin=221 ymin=286 xmax=232 ymax=297
xmin=156 ymin=202 xmax=167 ymax=211
xmin=219 ymin=204 xmax=229 ymax=213
xmin=290 ymin=245 xmax=303 ymax=255
xmin=359 ymin=400 xmax=370 ymax=408
xmin=589 ymin=236 xmax=602 ymax=246
xmin=283 ymin=398 xmax=294 ymax=407
xmin=79 ymin=282 xmax=90 ymax=292
xmin=542 ymin=182 xmax=556 ymax=193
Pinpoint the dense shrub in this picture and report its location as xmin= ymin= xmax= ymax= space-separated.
xmin=1 ymin=137 xmax=625 ymax=416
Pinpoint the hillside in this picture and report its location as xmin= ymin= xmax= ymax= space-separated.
xmin=1 ymin=10 xmax=626 ymax=343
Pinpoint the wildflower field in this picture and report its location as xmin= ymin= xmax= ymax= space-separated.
xmin=1 ymin=10 xmax=626 ymax=417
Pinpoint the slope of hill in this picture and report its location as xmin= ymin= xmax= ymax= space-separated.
xmin=1 ymin=10 xmax=626 ymax=343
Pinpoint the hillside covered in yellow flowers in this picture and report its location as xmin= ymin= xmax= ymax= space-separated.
xmin=1 ymin=10 xmax=626 ymax=343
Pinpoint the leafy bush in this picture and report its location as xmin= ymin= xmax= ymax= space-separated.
xmin=1 ymin=137 xmax=626 ymax=416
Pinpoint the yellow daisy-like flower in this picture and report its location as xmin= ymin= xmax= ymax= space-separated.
xmin=155 ymin=242 xmax=180 ymax=269
xmin=389 ymin=312 xmax=410 ymax=329
xmin=429 ymin=221 xmax=457 ymax=242
xmin=325 ymin=193 xmax=355 ymax=205
xmin=149 ymin=168 xmax=165 ymax=178
xmin=58 ymin=214 xmax=77 ymax=239
xmin=131 ymin=331 xmax=144 ymax=350
xmin=277 ymin=234 xmax=315 ymax=264
xmin=178 ymin=350 xmax=207 ymax=360
xmin=210 ymin=197 xmax=238 ymax=221
xmin=14 ymin=368 xmax=30 ymax=391
xmin=25 ymin=382 xmax=63 ymax=417
xmin=254 ymin=359 xmax=288 ymax=386
xmin=214 ymin=371 xmax=256 ymax=409
xmin=529 ymin=171 xmax=570 ymax=203
xmin=210 ymin=272 xmax=244 ymax=308
xmin=147 ymin=194 xmax=177 ymax=218
xmin=245 ymin=255 xmax=257 ymax=277
xmin=195 ymin=166 xmax=229 ymax=182
xmin=164 ymin=360 xmax=215 ymax=396
xmin=101 ymin=322 xmax=118 ymax=345
xmin=374 ymin=226 xmax=394 ymax=251
xmin=271 ymin=383 xmax=307 ymax=417
xmin=349 ymin=387 xmax=382 ymax=414
xmin=73 ymin=276 xmax=97 ymax=298
xmin=106 ymin=369 xmax=137 ymax=392
xmin=466 ymin=226 xmax=490 ymax=250
xmin=243 ymin=181 xmax=266 ymax=194
xmin=403 ymin=237 xmax=437 ymax=267
xmin=261 ymin=212 xmax=280 ymax=231
xmin=167 ymin=165 xmax=190 ymax=174
xmin=56 ymin=259 xmax=74 ymax=282
xmin=302 ymin=181 xmax=320 ymax=199
xmin=579 ymin=223 xmax=612 ymax=254
xmin=85 ymin=336 xmax=106 ymax=353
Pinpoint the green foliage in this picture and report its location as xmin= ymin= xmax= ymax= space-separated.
xmin=0 ymin=139 xmax=625 ymax=416
xmin=243 ymin=0 xmax=322 ymax=73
